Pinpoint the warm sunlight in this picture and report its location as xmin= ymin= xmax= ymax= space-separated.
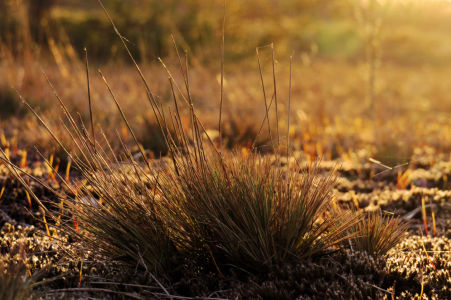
xmin=1 ymin=0 xmax=451 ymax=298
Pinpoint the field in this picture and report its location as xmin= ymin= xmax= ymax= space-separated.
xmin=2 ymin=0 xmax=451 ymax=299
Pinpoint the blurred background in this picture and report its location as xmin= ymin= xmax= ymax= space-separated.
xmin=1 ymin=0 xmax=451 ymax=164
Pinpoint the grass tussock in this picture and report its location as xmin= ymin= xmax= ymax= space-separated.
xmin=62 ymin=159 xmax=178 ymax=275
xmin=54 ymin=113 xmax=363 ymax=275
xmin=331 ymin=204 xmax=410 ymax=257
xmin=161 ymin=153 xmax=361 ymax=271
xmin=348 ymin=211 xmax=410 ymax=257
xmin=0 ymin=242 xmax=34 ymax=300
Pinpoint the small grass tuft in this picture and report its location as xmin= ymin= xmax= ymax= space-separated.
xmin=0 ymin=242 xmax=35 ymax=300
xmin=348 ymin=210 xmax=410 ymax=257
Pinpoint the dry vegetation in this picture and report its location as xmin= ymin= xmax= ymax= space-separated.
xmin=1 ymin=0 xmax=451 ymax=299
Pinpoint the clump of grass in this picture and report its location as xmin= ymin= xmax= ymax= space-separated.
xmin=0 ymin=242 xmax=34 ymax=300
xmin=160 ymin=152 xmax=362 ymax=271
xmin=48 ymin=136 xmax=361 ymax=276
xmin=61 ymin=158 xmax=179 ymax=275
xmin=23 ymin=79 xmax=361 ymax=275
xmin=7 ymin=60 xmax=363 ymax=279
xmin=347 ymin=210 xmax=410 ymax=257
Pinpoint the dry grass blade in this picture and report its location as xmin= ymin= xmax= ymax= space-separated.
xmin=219 ymin=0 xmax=226 ymax=153
xmin=41 ymin=288 xmax=228 ymax=300
xmin=256 ymin=47 xmax=273 ymax=148
xmin=286 ymin=54 xmax=293 ymax=179
xmin=12 ymin=88 xmax=72 ymax=162
xmin=98 ymin=70 xmax=157 ymax=172
xmin=85 ymin=48 xmax=95 ymax=151
xmin=97 ymin=0 xmax=166 ymax=132
xmin=0 ymin=151 xmax=55 ymax=218
xmin=271 ymin=44 xmax=280 ymax=148
xmin=251 ymin=92 xmax=275 ymax=151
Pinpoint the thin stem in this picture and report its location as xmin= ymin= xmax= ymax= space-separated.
xmin=219 ymin=0 xmax=226 ymax=154
xmin=271 ymin=44 xmax=280 ymax=148
xmin=98 ymin=70 xmax=154 ymax=172
xmin=287 ymin=54 xmax=293 ymax=186
xmin=251 ymin=92 xmax=275 ymax=151
xmin=85 ymin=48 xmax=95 ymax=152
xmin=256 ymin=48 xmax=273 ymax=149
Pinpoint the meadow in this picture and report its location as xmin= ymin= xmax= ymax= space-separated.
xmin=1 ymin=0 xmax=451 ymax=299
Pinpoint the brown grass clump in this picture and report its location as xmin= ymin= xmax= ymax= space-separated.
xmin=44 ymin=129 xmax=362 ymax=275
xmin=348 ymin=210 xmax=410 ymax=257
xmin=160 ymin=151 xmax=362 ymax=271
xmin=18 ymin=60 xmax=362 ymax=275
xmin=0 ymin=242 xmax=36 ymax=300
